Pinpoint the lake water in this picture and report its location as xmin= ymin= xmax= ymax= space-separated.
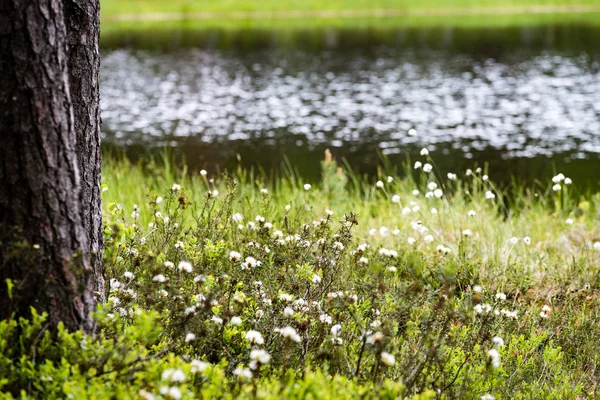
xmin=100 ymin=25 xmax=600 ymax=186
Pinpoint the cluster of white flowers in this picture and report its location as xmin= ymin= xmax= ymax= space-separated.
xmin=320 ymin=314 xmax=333 ymax=324
xmin=277 ymin=326 xmax=302 ymax=343
xmin=241 ymin=256 xmax=262 ymax=270
xmin=245 ymin=330 xmax=265 ymax=345
xmin=333 ymin=241 xmax=344 ymax=251
xmin=509 ymin=236 xmax=531 ymax=245
xmin=162 ymin=368 xmax=186 ymax=382
xmin=229 ymin=251 xmax=241 ymax=262
xmin=177 ymin=261 xmax=193 ymax=273
xmin=366 ymin=331 xmax=383 ymax=344
xmin=233 ymin=366 xmax=252 ymax=380
xmin=492 ymin=336 xmax=505 ymax=348
xmin=378 ymin=248 xmax=398 ymax=258
xmin=190 ymin=360 xmax=209 ymax=374
xmin=159 ymin=386 xmax=181 ymax=399
xmin=435 ymin=244 xmax=451 ymax=255
xmin=249 ymin=349 xmax=271 ymax=369
xmin=487 ymin=348 xmax=501 ymax=368
xmin=540 ymin=304 xmax=552 ymax=319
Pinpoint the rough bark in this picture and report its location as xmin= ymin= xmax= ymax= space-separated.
xmin=0 ymin=0 xmax=95 ymax=332
xmin=64 ymin=0 xmax=104 ymax=302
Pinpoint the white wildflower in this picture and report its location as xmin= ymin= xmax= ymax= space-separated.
xmin=229 ymin=251 xmax=242 ymax=262
xmin=185 ymin=333 xmax=196 ymax=343
xmin=283 ymin=307 xmax=294 ymax=317
xmin=331 ymin=324 xmax=342 ymax=336
xmin=177 ymin=261 xmax=193 ymax=273
xmin=190 ymin=360 xmax=209 ymax=373
xmin=552 ymin=173 xmax=565 ymax=183
xmin=381 ymin=352 xmax=396 ymax=366
xmin=333 ymin=241 xmax=344 ymax=251
xmin=278 ymin=326 xmax=301 ymax=343
xmin=492 ymin=336 xmax=505 ymax=348
xmin=250 ymin=349 xmax=271 ymax=366
xmin=233 ymin=366 xmax=252 ymax=380
xmin=245 ymin=330 xmax=265 ymax=345
xmin=366 ymin=331 xmax=383 ymax=344
xmin=487 ymin=348 xmax=500 ymax=368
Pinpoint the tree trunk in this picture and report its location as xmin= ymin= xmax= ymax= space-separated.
xmin=64 ymin=0 xmax=104 ymax=302
xmin=0 ymin=0 xmax=95 ymax=332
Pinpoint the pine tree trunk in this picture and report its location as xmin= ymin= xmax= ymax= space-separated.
xmin=64 ymin=0 xmax=104 ymax=302
xmin=0 ymin=0 xmax=96 ymax=332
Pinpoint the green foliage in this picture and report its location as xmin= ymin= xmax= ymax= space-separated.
xmin=2 ymin=154 xmax=600 ymax=399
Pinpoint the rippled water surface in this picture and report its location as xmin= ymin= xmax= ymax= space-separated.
xmin=101 ymin=26 xmax=600 ymax=185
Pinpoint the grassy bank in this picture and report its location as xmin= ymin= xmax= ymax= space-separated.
xmin=3 ymin=152 xmax=600 ymax=398
xmin=101 ymin=0 xmax=600 ymax=20
xmin=101 ymin=0 xmax=600 ymax=32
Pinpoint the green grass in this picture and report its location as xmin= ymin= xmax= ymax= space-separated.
xmin=3 ymin=152 xmax=600 ymax=398
xmin=101 ymin=0 xmax=600 ymax=19
xmin=100 ymin=0 xmax=600 ymax=31
xmin=102 ymin=13 xmax=600 ymax=36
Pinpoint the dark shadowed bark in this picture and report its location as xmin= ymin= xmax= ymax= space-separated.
xmin=0 ymin=0 xmax=96 ymax=332
xmin=64 ymin=0 xmax=104 ymax=302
